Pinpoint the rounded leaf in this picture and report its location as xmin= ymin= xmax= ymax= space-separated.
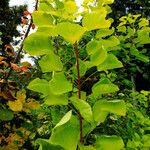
xmin=56 ymin=22 xmax=86 ymax=44
xmin=24 ymin=32 xmax=53 ymax=56
xmin=39 ymin=52 xmax=63 ymax=72
xmin=49 ymin=72 xmax=72 ymax=95
xmin=0 ymin=109 xmax=14 ymax=121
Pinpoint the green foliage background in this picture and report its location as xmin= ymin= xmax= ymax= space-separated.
xmin=0 ymin=0 xmax=149 ymax=150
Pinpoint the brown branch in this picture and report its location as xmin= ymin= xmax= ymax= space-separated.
xmin=74 ymin=42 xmax=81 ymax=99
xmin=73 ymin=41 xmax=83 ymax=144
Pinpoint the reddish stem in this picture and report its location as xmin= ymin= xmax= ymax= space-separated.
xmin=73 ymin=42 xmax=83 ymax=143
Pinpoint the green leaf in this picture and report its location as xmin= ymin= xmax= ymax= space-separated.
xmin=0 ymin=109 xmax=14 ymax=121
xmin=96 ymin=28 xmax=114 ymax=39
xmin=97 ymin=54 xmax=123 ymax=71
xmin=89 ymin=46 xmax=107 ymax=67
xmin=139 ymin=18 xmax=149 ymax=28
xmin=39 ymin=2 xmax=54 ymax=12
xmin=27 ymin=78 xmax=49 ymax=97
xmin=55 ymin=110 xmax=72 ymax=128
xmin=93 ymin=100 xmax=126 ymax=123
xmin=143 ymin=134 xmax=150 ymax=147
xmin=64 ymin=1 xmax=77 ymax=14
xmin=50 ymin=116 xmax=79 ymax=150
xmin=44 ymin=92 xmax=68 ymax=106
xmin=98 ymin=36 xmax=120 ymax=51
xmin=94 ymin=100 xmax=126 ymax=116
xmin=135 ymin=54 xmax=149 ymax=63
xmin=103 ymin=0 xmax=114 ymax=4
xmin=95 ymin=135 xmax=124 ymax=150
xmin=137 ymin=28 xmax=150 ymax=44
xmin=130 ymin=48 xmax=149 ymax=63
xmin=126 ymin=27 xmax=135 ymax=38
xmin=28 ymin=78 xmax=69 ymax=106
xmin=38 ymin=26 xmax=57 ymax=36
xmin=32 ymin=11 xmax=54 ymax=27
xmin=79 ymin=145 xmax=96 ymax=150
xmin=36 ymin=138 xmax=65 ymax=150
xmin=86 ymin=40 xmax=101 ymax=55
xmin=70 ymin=97 xmax=93 ymax=123
xmin=117 ymin=26 xmax=126 ymax=33
xmin=39 ymin=52 xmax=63 ymax=72
xmin=92 ymin=78 xmax=119 ymax=95
xmin=82 ymin=9 xmax=111 ymax=31
xmin=49 ymin=72 xmax=72 ymax=95
xmin=56 ymin=22 xmax=86 ymax=44
xmin=24 ymin=32 xmax=53 ymax=56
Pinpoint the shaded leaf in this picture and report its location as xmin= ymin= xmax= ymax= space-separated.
xmin=72 ymin=59 xmax=87 ymax=78
xmin=0 ymin=109 xmax=14 ymax=121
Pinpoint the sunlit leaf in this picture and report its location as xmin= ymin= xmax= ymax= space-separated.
xmin=98 ymin=36 xmax=120 ymax=51
xmin=70 ymin=97 xmax=93 ymax=123
xmin=86 ymin=40 xmax=101 ymax=55
xmin=64 ymin=1 xmax=77 ymax=14
xmin=138 ymin=18 xmax=149 ymax=28
xmin=44 ymin=92 xmax=68 ymax=105
xmin=50 ymin=116 xmax=79 ymax=150
xmin=143 ymin=134 xmax=150 ymax=147
xmin=49 ymin=72 xmax=72 ymax=95
xmin=36 ymin=138 xmax=65 ymax=150
xmin=97 ymin=54 xmax=123 ymax=71
xmin=95 ymin=135 xmax=124 ymax=150
xmin=82 ymin=9 xmax=111 ymax=31
xmin=27 ymin=78 xmax=49 ymax=97
xmin=79 ymin=145 xmax=96 ymax=150
xmin=24 ymin=32 xmax=53 ymax=56
xmin=55 ymin=110 xmax=72 ymax=128
xmin=92 ymin=78 xmax=119 ymax=95
xmin=56 ymin=22 xmax=86 ymax=44
xmin=93 ymin=99 xmax=126 ymax=124
xmin=39 ymin=52 xmax=63 ymax=72
xmin=32 ymin=11 xmax=54 ymax=27
xmin=90 ymin=47 xmax=107 ymax=66
xmin=96 ymin=28 xmax=114 ymax=39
